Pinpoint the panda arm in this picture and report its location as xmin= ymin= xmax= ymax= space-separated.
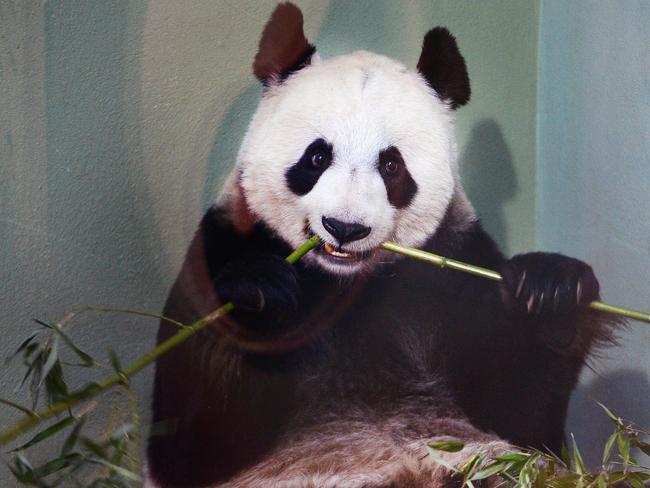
xmin=147 ymin=205 xmax=307 ymax=485
xmin=199 ymin=204 xmax=304 ymax=331
xmin=440 ymin=223 xmax=619 ymax=452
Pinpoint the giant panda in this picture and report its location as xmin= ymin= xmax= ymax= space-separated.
xmin=146 ymin=4 xmax=619 ymax=487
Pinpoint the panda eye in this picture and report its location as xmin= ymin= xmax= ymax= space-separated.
xmin=384 ymin=159 xmax=400 ymax=176
xmin=310 ymin=149 xmax=331 ymax=169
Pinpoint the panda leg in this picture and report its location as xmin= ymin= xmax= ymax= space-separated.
xmin=226 ymin=417 xmax=510 ymax=488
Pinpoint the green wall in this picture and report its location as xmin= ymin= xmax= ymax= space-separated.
xmin=538 ymin=0 xmax=650 ymax=465
xmin=0 ymin=1 xmax=539 ymax=481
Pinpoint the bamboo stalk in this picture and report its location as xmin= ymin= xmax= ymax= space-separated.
xmin=0 ymin=236 xmax=321 ymax=447
xmin=381 ymin=241 xmax=650 ymax=324
xmin=2 ymin=235 xmax=647 ymax=446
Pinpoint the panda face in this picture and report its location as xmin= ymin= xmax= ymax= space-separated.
xmin=238 ymin=51 xmax=457 ymax=275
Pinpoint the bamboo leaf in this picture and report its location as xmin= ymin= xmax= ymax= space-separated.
xmin=548 ymin=473 xmax=581 ymax=488
xmin=19 ymin=452 xmax=83 ymax=483
xmin=603 ymin=432 xmax=617 ymax=465
xmin=461 ymin=453 xmax=482 ymax=477
xmin=596 ymin=401 xmax=620 ymax=424
xmin=83 ymin=305 xmax=187 ymax=330
xmin=8 ymin=330 xmax=42 ymax=361
xmin=0 ymin=397 xmax=38 ymax=417
xmin=518 ymin=453 xmax=541 ymax=487
xmin=87 ymin=456 xmax=142 ymax=482
xmin=428 ymin=440 xmax=465 ymax=453
xmin=572 ymin=434 xmax=586 ymax=475
xmin=618 ymin=433 xmax=631 ymax=469
xmin=561 ymin=442 xmax=572 ymax=469
xmin=493 ymin=452 xmax=529 ymax=464
xmin=26 ymin=352 xmax=45 ymax=408
xmin=628 ymin=472 xmax=645 ymax=488
xmin=470 ymin=462 xmax=508 ymax=481
xmin=8 ymin=453 xmax=34 ymax=483
xmin=606 ymin=471 xmax=628 ymax=484
xmin=81 ymin=437 xmax=109 ymax=460
xmin=13 ymin=452 xmax=33 ymax=471
xmin=33 ymin=318 xmax=95 ymax=367
xmin=534 ymin=467 xmax=547 ymax=488
xmin=109 ymin=350 xmax=124 ymax=379
xmin=51 ymin=326 xmax=95 ymax=368
xmin=39 ymin=340 xmax=60 ymax=389
xmin=44 ymin=360 xmax=70 ymax=405
xmin=426 ymin=446 xmax=459 ymax=473
xmin=17 ymin=353 xmax=40 ymax=391
xmin=61 ymin=417 xmax=85 ymax=456
xmin=11 ymin=416 xmax=76 ymax=452
xmin=33 ymin=318 xmax=54 ymax=330
xmin=631 ymin=438 xmax=650 ymax=457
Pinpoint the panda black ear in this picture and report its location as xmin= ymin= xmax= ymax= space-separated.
xmin=253 ymin=2 xmax=316 ymax=86
xmin=417 ymin=27 xmax=471 ymax=110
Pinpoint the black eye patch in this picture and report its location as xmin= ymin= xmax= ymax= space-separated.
xmin=286 ymin=138 xmax=333 ymax=196
xmin=377 ymin=146 xmax=418 ymax=208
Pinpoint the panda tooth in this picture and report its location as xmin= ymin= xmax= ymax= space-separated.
xmin=332 ymin=250 xmax=352 ymax=258
xmin=323 ymin=242 xmax=352 ymax=258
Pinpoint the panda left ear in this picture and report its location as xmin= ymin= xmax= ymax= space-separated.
xmin=253 ymin=2 xmax=316 ymax=86
xmin=417 ymin=27 xmax=471 ymax=110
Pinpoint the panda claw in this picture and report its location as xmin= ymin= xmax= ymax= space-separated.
xmin=500 ymin=252 xmax=600 ymax=317
xmin=515 ymin=270 xmax=527 ymax=299
xmin=214 ymin=254 xmax=300 ymax=327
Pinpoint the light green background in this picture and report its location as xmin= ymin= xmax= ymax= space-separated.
xmin=0 ymin=0 xmax=646 ymax=479
xmin=538 ymin=0 xmax=650 ymax=463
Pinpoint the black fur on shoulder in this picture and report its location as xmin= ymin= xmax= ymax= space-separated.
xmin=417 ymin=27 xmax=471 ymax=110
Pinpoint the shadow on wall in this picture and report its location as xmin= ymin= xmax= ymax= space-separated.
xmin=568 ymin=369 xmax=650 ymax=467
xmin=202 ymin=84 xmax=261 ymax=209
xmin=460 ymin=119 xmax=517 ymax=253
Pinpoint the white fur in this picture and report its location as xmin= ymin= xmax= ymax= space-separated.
xmin=233 ymin=50 xmax=472 ymax=274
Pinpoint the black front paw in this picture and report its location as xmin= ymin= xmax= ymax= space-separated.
xmin=214 ymin=254 xmax=300 ymax=326
xmin=500 ymin=252 xmax=599 ymax=316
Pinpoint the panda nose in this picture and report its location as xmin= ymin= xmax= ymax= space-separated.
xmin=321 ymin=216 xmax=371 ymax=244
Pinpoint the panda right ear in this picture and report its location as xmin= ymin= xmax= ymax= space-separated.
xmin=417 ymin=27 xmax=471 ymax=110
xmin=253 ymin=2 xmax=316 ymax=86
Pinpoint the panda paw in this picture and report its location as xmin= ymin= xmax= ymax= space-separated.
xmin=500 ymin=252 xmax=599 ymax=317
xmin=214 ymin=254 xmax=300 ymax=326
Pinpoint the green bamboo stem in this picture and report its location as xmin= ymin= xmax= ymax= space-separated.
xmin=0 ymin=236 xmax=321 ymax=447
xmin=381 ymin=241 xmax=650 ymax=324
xmin=2 ymin=235 xmax=647 ymax=446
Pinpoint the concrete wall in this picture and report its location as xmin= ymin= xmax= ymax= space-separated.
xmin=538 ymin=0 xmax=650 ymax=465
xmin=1 ymin=0 xmax=541 ymax=482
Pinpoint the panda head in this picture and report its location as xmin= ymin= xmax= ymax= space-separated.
xmin=235 ymin=3 xmax=473 ymax=275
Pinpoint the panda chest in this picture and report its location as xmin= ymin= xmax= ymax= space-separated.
xmin=317 ymin=300 xmax=445 ymax=395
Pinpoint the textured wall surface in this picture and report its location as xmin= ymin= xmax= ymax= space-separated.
xmin=0 ymin=1 xmax=540 ymax=482
xmin=538 ymin=0 xmax=650 ymax=465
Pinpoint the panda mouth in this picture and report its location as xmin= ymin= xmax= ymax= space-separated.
xmin=323 ymin=242 xmax=358 ymax=259
xmin=304 ymin=224 xmax=374 ymax=264
xmin=317 ymin=241 xmax=373 ymax=263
